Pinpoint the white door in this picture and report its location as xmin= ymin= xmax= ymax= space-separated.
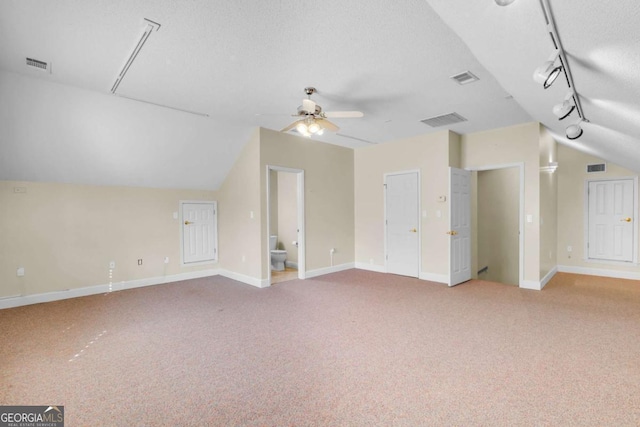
xmin=385 ymin=172 xmax=420 ymax=277
xmin=449 ymin=168 xmax=471 ymax=286
xmin=587 ymin=179 xmax=634 ymax=262
xmin=182 ymin=202 xmax=217 ymax=264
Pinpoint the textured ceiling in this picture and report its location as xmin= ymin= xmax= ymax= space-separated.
xmin=0 ymin=0 xmax=637 ymax=189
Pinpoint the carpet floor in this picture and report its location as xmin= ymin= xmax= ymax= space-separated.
xmin=1 ymin=270 xmax=639 ymax=426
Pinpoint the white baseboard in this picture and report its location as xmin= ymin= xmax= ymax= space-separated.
xmin=520 ymin=280 xmax=542 ymax=290
xmin=305 ymin=263 xmax=355 ymax=279
xmin=0 ymin=269 xmax=220 ymax=310
xmin=219 ymin=270 xmax=270 ymax=288
xmin=354 ymin=262 xmax=386 ymax=273
xmin=419 ymin=272 xmax=448 ymax=284
xmin=539 ymin=266 xmax=558 ymax=290
xmin=557 ymin=265 xmax=640 ymax=281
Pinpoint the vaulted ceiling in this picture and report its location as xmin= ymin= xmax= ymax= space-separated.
xmin=0 ymin=0 xmax=638 ymax=190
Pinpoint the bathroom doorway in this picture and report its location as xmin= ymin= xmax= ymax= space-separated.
xmin=266 ymin=166 xmax=305 ymax=285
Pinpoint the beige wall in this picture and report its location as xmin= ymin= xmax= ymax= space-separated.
xmin=539 ymin=125 xmax=558 ymax=279
xmin=477 ymin=168 xmax=520 ymax=285
xmin=462 ymin=122 xmax=540 ymax=283
xmin=557 ymin=144 xmax=640 ymax=272
xmin=259 ymin=128 xmax=355 ymax=279
xmin=277 ymin=171 xmax=299 ymax=264
xmin=354 ymin=130 xmax=455 ymax=277
xmin=0 ymin=181 xmax=217 ymax=298
xmin=218 ymin=129 xmax=262 ymax=279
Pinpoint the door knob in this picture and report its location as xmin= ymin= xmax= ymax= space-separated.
xmin=409 ymin=228 xmax=417 ymax=233
xmin=446 ymin=231 xmax=458 ymax=235
xmin=184 ymin=220 xmax=193 ymax=225
xmin=621 ymin=217 xmax=632 ymax=222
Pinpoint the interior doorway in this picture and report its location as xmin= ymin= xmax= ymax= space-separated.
xmin=470 ymin=163 xmax=524 ymax=287
xmin=266 ymin=166 xmax=305 ymax=285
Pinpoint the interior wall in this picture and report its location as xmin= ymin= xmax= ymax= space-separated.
xmin=461 ymin=122 xmax=540 ymax=283
xmin=259 ymin=128 xmax=355 ymax=279
xmin=277 ymin=172 xmax=298 ymax=264
xmin=218 ymin=129 xmax=262 ymax=279
xmin=539 ymin=125 xmax=558 ymax=280
xmin=477 ymin=168 xmax=520 ymax=285
xmin=354 ymin=130 xmax=454 ymax=278
xmin=0 ymin=180 xmax=218 ymax=298
xmin=557 ymin=143 xmax=640 ymax=273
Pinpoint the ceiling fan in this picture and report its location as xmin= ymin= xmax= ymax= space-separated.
xmin=281 ymin=87 xmax=364 ymax=137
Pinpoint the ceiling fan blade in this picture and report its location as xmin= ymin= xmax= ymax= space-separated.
xmin=319 ymin=118 xmax=339 ymax=132
xmin=281 ymin=120 xmax=302 ymax=133
xmin=324 ymin=111 xmax=364 ymax=118
xmin=302 ymin=99 xmax=316 ymax=114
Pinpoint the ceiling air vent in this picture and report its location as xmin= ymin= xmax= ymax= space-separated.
xmin=26 ymin=57 xmax=50 ymax=73
xmin=587 ymin=163 xmax=606 ymax=173
xmin=450 ymin=71 xmax=479 ymax=85
xmin=421 ymin=112 xmax=467 ymax=128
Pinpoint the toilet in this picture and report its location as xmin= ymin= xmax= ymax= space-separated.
xmin=270 ymin=235 xmax=287 ymax=271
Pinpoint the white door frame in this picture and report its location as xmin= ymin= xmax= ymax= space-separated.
xmin=583 ymin=176 xmax=638 ymax=264
xmin=467 ymin=163 xmax=525 ymax=287
xmin=266 ymin=165 xmax=306 ymax=282
xmin=179 ymin=200 xmax=218 ymax=266
xmin=383 ymin=169 xmax=421 ymax=277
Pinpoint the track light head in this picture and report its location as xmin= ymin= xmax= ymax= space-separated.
xmin=566 ymin=120 xmax=584 ymax=140
xmin=495 ymin=0 xmax=516 ymax=5
xmin=533 ymin=51 xmax=562 ymax=89
xmin=553 ymin=92 xmax=576 ymax=120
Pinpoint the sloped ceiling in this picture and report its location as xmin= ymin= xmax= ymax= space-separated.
xmin=0 ymin=0 xmax=637 ymax=190
xmin=426 ymin=0 xmax=640 ymax=173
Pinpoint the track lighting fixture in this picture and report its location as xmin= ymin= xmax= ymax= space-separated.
xmin=566 ymin=120 xmax=584 ymax=140
xmin=553 ymin=92 xmax=576 ymax=120
xmin=495 ymin=0 xmax=517 ymax=5
xmin=533 ymin=51 xmax=562 ymax=89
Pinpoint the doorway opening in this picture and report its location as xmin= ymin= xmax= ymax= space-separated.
xmin=266 ymin=166 xmax=305 ymax=285
xmin=470 ymin=163 xmax=524 ymax=287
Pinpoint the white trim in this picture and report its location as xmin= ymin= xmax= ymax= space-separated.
xmin=179 ymin=200 xmax=218 ymax=266
xmin=557 ymin=264 xmax=640 ymax=281
xmin=466 ymin=162 xmax=525 ymax=288
xmin=0 ymin=269 xmax=219 ymax=310
xmin=305 ymin=263 xmax=354 ymax=279
xmin=419 ymin=272 xmax=448 ymax=284
xmin=583 ymin=176 xmax=638 ymax=264
xmin=384 ymin=169 xmax=421 ymax=278
xmin=219 ymin=269 xmax=270 ymax=288
xmin=539 ymin=266 xmax=557 ymax=290
xmin=266 ymin=166 xmax=306 ymax=283
xmin=520 ymin=280 xmax=542 ymax=291
xmin=355 ymin=262 xmax=386 ymax=273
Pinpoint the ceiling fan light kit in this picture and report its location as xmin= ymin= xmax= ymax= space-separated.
xmin=527 ymin=0 xmax=588 ymax=139
xmin=495 ymin=0 xmax=517 ymax=6
xmin=280 ymin=87 xmax=364 ymax=138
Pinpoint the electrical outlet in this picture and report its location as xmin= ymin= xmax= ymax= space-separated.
xmin=567 ymin=246 xmax=572 ymax=252
xmin=13 ymin=187 xmax=27 ymax=194
xmin=164 ymin=257 xmax=169 ymax=264
xmin=17 ymin=267 xmax=25 ymax=277
xmin=109 ymin=261 xmax=116 ymax=269
xmin=137 ymin=259 xmax=143 ymax=266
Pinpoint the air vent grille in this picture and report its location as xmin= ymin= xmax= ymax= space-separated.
xmin=26 ymin=57 xmax=49 ymax=72
xmin=587 ymin=163 xmax=606 ymax=173
xmin=450 ymin=71 xmax=479 ymax=85
xmin=421 ymin=112 xmax=467 ymax=127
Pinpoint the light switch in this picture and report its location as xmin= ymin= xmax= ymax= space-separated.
xmin=422 ymin=210 xmax=427 ymax=218
xmin=250 ymin=211 xmax=254 ymax=219
xmin=17 ymin=267 xmax=25 ymax=277
xmin=436 ymin=210 xmax=442 ymax=218
xmin=526 ymin=214 xmax=533 ymax=223
xmin=172 ymin=212 xmax=178 ymax=219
